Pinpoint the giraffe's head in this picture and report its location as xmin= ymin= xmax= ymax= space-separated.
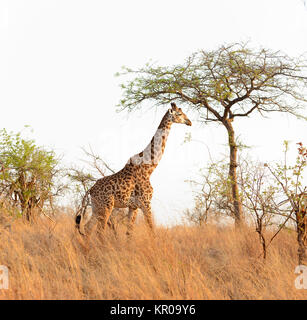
xmin=168 ymin=103 xmax=192 ymax=126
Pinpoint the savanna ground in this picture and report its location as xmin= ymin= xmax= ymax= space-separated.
xmin=0 ymin=211 xmax=306 ymax=300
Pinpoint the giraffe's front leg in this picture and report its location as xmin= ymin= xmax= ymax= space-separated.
xmin=107 ymin=212 xmax=118 ymax=237
xmin=140 ymin=202 xmax=155 ymax=236
xmin=126 ymin=207 xmax=138 ymax=237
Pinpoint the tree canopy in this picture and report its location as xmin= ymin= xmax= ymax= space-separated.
xmin=118 ymin=43 xmax=307 ymax=122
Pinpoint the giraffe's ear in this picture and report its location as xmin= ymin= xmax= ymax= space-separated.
xmin=168 ymin=108 xmax=174 ymax=114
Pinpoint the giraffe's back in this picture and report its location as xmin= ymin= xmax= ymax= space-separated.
xmin=89 ymin=167 xmax=136 ymax=208
xmin=89 ymin=163 xmax=153 ymax=210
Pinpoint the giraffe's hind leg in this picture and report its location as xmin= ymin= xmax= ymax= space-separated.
xmin=83 ymin=212 xmax=98 ymax=236
xmin=94 ymin=196 xmax=114 ymax=235
xmin=76 ymin=207 xmax=93 ymax=236
xmin=83 ymin=196 xmax=114 ymax=237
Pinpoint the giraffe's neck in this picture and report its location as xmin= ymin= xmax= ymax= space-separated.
xmin=127 ymin=111 xmax=173 ymax=175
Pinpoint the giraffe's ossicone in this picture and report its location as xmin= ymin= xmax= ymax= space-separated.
xmin=76 ymin=102 xmax=192 ymax=237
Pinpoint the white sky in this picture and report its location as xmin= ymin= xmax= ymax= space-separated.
xmin=1 ymin=0 xmax=307 ymax=225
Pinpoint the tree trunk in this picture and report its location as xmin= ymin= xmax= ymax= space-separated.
xmin=256 ymin=221 xmax=267 ymax=259
xmin=223 ymin=119 xmax=244 ymax=228
xmin=296 ymin=211 xmax=307 ymax=265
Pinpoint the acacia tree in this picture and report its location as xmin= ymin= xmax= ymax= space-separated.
xmin=118 ymin=42 xmax=307 ymax=227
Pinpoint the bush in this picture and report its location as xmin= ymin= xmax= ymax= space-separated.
xmin=0 ymin=128 xmax=62 ymax=222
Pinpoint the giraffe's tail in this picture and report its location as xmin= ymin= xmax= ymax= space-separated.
xmin=75 ymin=188 xmax=91 ymax=235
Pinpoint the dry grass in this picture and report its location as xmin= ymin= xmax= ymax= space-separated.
xmin=0 ymin=212 xmax=306 ymax=300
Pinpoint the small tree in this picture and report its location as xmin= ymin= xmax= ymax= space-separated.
xmin=238 ymin=159 xmax=280 ymax=259
xmin=67 ymin=146 xmax=115 ymax=210
xmin=189 ymin=153 xmax=297 ymax=259
xmin=266 ymin=142 xmax=307 ymax=264
xmin=187 ymin=157 xmax=242 ymax=227
xmin=184 ymin=196 xmax=212 ymax=227
xmin=118 ymin=42 xmax=307 ymax=227
xmin=68 ymin=146 xmax=127 ymax=234
xmin=0 ymin=128 xmax=62 ymax=222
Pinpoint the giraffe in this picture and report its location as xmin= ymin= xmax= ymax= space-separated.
xmin=75 ymin=102 xmax=192 ymax=237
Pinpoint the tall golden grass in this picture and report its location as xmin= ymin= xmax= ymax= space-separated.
xmin=0 ymin=213 xmax=306 ymax=300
